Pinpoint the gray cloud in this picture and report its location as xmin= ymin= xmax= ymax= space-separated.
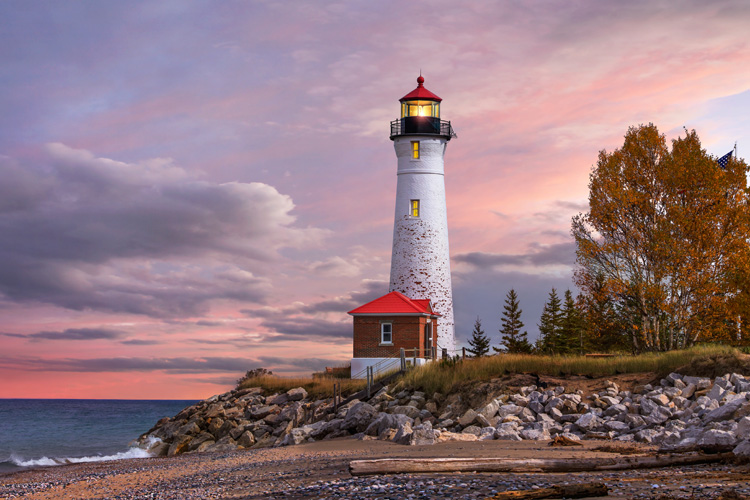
xmin=0 ymin=145 xmax=323 ymax=317
xmin=454 ymin=241 xmax=576 ymax=269
xmin=27 ymin=328 xmax=125 ymax=341
xmin=120 ymin=339 xmax=161 ymax=345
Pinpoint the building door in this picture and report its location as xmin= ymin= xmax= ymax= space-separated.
xmin=424 ymin=322 xmax=432 ymax=357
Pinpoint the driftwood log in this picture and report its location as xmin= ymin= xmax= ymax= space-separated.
xmin=349 ymin=451 xmax=733 ymax=476
xmin=490 ymin=483 xmax=609 ymax=499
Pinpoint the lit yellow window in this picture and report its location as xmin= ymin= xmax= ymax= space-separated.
xmin=411 ymin=200 xmax=420 ymax=217
xmin=401 ymin=102 xmax=406 ymax=118
xmin=411 ymin=141 xmax=419 ymax=159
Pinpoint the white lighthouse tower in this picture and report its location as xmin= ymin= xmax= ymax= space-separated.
xmin=388 ymin=75 xmax=456 ymax=355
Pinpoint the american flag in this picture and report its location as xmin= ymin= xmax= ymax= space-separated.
xmin=717 ymin=151 xmax=733 ymax=169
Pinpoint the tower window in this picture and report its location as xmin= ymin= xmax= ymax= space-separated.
xmin=410 ymin=199 xmax=420 ymax=217
xmin=381 ymin=323 xmax=392 ymax=344
xmin=411 ymin=141 xmax=420 ymax=159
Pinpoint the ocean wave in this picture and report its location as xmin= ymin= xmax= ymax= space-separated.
xmin=6 ymin=446 xmax=154 ymax=468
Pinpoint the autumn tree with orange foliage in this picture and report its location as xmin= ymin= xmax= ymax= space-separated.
xmin=572 ymin=124 xmax=750 ymax=352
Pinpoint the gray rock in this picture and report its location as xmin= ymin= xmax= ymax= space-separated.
xmin=703 ymin=397 xmax=747 ymax=424
xmin=706 ymin=383 xmax=727 ymax=402
xmin=410 ymin=421 xmax=437 ymax=445
xmin=528 ymin=401 xmax=544 ymax=414
xmin=266 ymin=393 xmax=290 ymax=406
xmin=733 ymin=439 xmax=750 ymax=459
xmin=544 ymin=397 xmax=563 ymax=412
xmin=285 ymin=387 xmax=308 ymax=401
xmin=681 ymin=383 xmax=697 ymax=399
xmin=458 ymin=409 xmax=479 ymax=427
xmin=548 ymin=407 xmax=564 ymax=422
xmin=280 ymin=427 xmax=311 ymax=446
xmin=604 ymin=420 xmax=630 ymax=432
xmin=698 ymin=429 xmax=737 ymax=448
xmin=520 ymin=428 xmax=550 ymax=440
xmin=237 ymin=430 xmax=255 ymax=448
xmin=575 ymin=413 xmax=602 ymax=432
xmin=479 ymin=400 xmax=500 ymax=420
xmin=248 ymin=405 xmax=278 ymax=420
xmin=392 ymin=405 xmax=421 ymax=419
xmin=393 ymin=421 xmax=413 ymax=445
xmin=635 ymin=429 xmax=661 ymax=444
xmin=364 ymin=413 xmax=413 ymax=437
xmin=738 ymin=416 xmax=750 ymax=436
xmin=342 ymin=402 xmax=378 ymax=433
xmin=462 ymin=425 xmax=482 ymax=436
xmin=168 ymin=434 xmax=193 ymax=456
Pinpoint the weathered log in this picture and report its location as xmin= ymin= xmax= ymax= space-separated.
xmin=490 ymin=483 xmax=608 ymax=499
xmin=548 ymin=435 xmax=583 ymax=447
xmin=349 ymin=451 xmax=733 ymax=476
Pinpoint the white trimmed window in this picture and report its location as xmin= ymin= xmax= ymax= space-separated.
xmin=410 ymin=199 xmax=420 ymax=217
xmin=381 ymin=322 xmax=393 ymax=344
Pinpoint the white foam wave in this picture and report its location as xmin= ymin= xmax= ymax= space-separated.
xmin=9 ymin=447 xmax=153 ymax=468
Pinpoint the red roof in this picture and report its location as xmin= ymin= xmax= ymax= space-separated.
xmin=400 ymin=75 xmax=442 ymax=102
xmin=348 ymin=291 xmax=440 ymax=316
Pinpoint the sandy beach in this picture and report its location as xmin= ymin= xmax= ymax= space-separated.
xmin=2 ymin=438 xmax=749 ymax=499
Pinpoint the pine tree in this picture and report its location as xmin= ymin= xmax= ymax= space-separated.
xmin=580 ymin=273 xmax=629 ymax=352
xmin=466 ymin=317 xmax=490 ymax=357
xmin=495 ymin=289 xmax=532 ymax=353
xmin=558 ymin=289 xmax=585 ymax=354
xmin=537 ymin=288 xmax=562 ymax=354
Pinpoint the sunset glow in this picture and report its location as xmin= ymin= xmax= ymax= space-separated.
xmin=1 ymin=1 xmax=749 ymax=399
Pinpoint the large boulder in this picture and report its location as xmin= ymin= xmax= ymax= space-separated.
xmin=392 ymin=405 xmax=421 ymax=419
xmin=410 ymin=421 xmax=437 ymax=445
xmin=458 ymin=409 xmax=479 ymax=427
xmin=575 ymin=413 xmax=602 ymax=432
xmin=168 ymin=434 xmax=193 ymax=456
xmin=341 ymin=402 xmax=378 ymax=433
xmin=703 ymin=396 xmax=748 ymax=424
xmin=286 ymin=387 xmax=308 ymax=401
xmin=393 ymin=420 xmax=414 ymax=445
xmin=247 ymin=405 xmax=278 ymax=420
xmin=365 ymin=413 xmax=413 ymax=438
xmin=698 ymin=429 xmax=737 ymax=449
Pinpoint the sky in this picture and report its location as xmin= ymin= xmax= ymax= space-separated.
xmin=1 ymin=0 xmax=749 ymax=399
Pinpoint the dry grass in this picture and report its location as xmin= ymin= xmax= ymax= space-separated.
xmin=395 ymin=345 xmax=742 ymax=396
xmin=237 ymin=375 xmax=366 ymax=399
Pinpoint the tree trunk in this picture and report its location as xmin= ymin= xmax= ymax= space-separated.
xmin=490 ymin=483 xmax=609 ymax=499
xmin=349 ymin=452 xmax=732 ymax=476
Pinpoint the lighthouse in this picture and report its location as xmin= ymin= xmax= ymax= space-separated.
xmin=388 ymin=75 xmax=456 ymax=356
xmin=347 ymin=75 xmax=456 ymax=378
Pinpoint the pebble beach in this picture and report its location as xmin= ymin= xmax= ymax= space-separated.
xmin=2 ymin=439 xmax=749 ymax=500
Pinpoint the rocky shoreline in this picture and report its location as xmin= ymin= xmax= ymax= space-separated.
xmin=134 ymin=371 xmax=750 ymax=460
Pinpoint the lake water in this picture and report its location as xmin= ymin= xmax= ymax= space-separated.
xmin=0 ymin=399 xmax=196 ymax=474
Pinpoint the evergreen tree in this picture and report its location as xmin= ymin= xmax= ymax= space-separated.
xmin=466 ymin=317 xmax=490 ymax=357
xmin=537 ymin=288 xmax=562 ymax=354
xmin=580 ymin=273 xmax=630 ymax=352
xmin=558 ymin=289 xmax=585 ymax=354
xmin=495 ymin=289 xmax=532 ymax=353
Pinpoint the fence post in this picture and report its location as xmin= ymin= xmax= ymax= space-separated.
xmin=462 ymin=347 xmax=466 ymax=360
xmin=432 ymin=346 xmax=436 ymax=361
xmin=400 ymin=348 xmax=406 ymax=371
xmin=366 ymin=366 xmax=372 ymax=399
xmin=413 ymin=347 xmax=417 ymax=368
xmin=333 ymin=382 xmax=339 ymax=413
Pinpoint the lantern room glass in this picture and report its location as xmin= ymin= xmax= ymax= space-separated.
xmin=401 ymin=100 xmax=440 ymax=119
